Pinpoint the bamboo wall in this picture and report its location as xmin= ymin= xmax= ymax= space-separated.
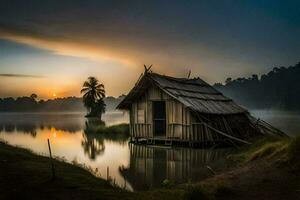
xmin=129 ymin=85 xmax=254 ymax=143
xmin=130 ymin=85 xmax=196 ymax=140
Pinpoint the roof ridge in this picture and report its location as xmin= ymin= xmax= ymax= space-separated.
xmin=149 ymin=72 xmax=207 ymax=87
xmin=118 ymin=71 xmax=247 ymax=114
xmin=149 ymin=72 xmax=193 ymax=81
xmin=163 ymin=86 xmax=222 ymax=95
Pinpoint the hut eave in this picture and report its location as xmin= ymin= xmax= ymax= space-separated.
xmin=117 ymin=72 xmax=247 ymax=115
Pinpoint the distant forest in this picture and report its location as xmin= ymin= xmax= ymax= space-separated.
xmin=214 ymin=62 xmax=300 ymax=110
xmin=1 ymin=62 xmax=300 ymax=112
xmin=0 ymin=95 xmax=125 ymax=112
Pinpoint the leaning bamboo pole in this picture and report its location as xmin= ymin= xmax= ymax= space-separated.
xmin=202 ymin=122 xmax=251 ymax=145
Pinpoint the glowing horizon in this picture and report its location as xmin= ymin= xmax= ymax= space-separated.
xmin=0 ymin=1 xmax=299 ymax=99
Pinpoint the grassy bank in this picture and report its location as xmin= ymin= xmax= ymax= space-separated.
xmin=143 ymin=136 xmax=300 ymax=200
xmin=0 ymin=140 xmax=134 ymax=200
xmin=0 ymin=136 xmax=299 ymax=200
xmin=0 ymin=140 xmax=181 ymax=200
xmin=86 ymin=123 xmax=129 ymax=135
xmin=180 ymin=136 xmax=300 ymax=200
xmin=84 ymin=123 xmax=130 ymax=142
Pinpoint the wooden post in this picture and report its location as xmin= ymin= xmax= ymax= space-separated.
xmin=107 ymin=166 xmax=109 ymax=180
xmin=47 ymin=139 xmax=55 ymax=180
xmin=124 ymin=180 xmax=127 ymax=189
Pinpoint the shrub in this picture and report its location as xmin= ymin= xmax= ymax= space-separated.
xmin=161 ymin=179 xmax=174 ymax=188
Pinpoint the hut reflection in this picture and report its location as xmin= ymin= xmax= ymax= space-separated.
xmin=120 ymin=144 xmax=231 ymax=191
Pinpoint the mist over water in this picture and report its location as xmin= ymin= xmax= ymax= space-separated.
xmin=250 ymin=110 xmax=300 ymax=137
xmin=0 ymin=110 xmax=298 ymax=191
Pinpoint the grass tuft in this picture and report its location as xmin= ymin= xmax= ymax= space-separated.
xmin=228 ymin=137 xmax=291 ymax=163
xmin=287 ymin=136 xmax=300 ymax=169
xmin=161 ymin=179 xmax=174 ymax=188
xmin=227 ymin=135 xmax=300 ymax=171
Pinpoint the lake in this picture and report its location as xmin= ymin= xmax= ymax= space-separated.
xmin=0 ymin=110 xmax=299 ymax=191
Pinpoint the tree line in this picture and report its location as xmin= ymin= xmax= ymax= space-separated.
xmin=0 ymin=95 xmax=124 ymax=112
xmin=214 ymin=62 xmax=300 ymax=110
xmin=1 ymin=62 xmax=299 ymax=113
xmin=0 ymin=96 xmax=85 ymax=112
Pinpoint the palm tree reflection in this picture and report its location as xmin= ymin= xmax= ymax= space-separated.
xmin=81 ymin=120 xmax=105 ymax=160
xmin=81 ymin=119 xmax=130 ymax=160
xmin=81 ymin=132 xmax=105 ymax=160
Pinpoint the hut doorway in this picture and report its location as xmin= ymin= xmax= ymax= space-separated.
xmin=153 ymin=101 xmax=166 ymax=137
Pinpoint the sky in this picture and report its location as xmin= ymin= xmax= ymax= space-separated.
xmin=0 ymin=0 xmax=299 ymax=99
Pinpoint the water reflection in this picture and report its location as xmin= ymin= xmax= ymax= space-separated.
xmin=0 ymin=122 xmax=37 ymax=137
xmin=81 ymin=132 xmax=106 ymax=160
xmin=0 ymin=113 xmax=85 ymax=133
xmin=1 ymin=111 xmax=296 ymax=191
xmin=0 ymin=112 xmax=129 ymax=134
xmin=0 ymin=112 xmax=132 ymax=190
xmin=81 ymin=119 xmax=129 ymax=160
xmin=81 ymin=120 xmax=106 ymax=160
xmin=120 ymin=144 xmax=231 ymax=191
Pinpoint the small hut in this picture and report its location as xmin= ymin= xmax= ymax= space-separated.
xmin=117 ymin=70 xmax=286 ymax=146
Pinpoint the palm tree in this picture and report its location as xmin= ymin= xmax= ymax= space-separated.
xmin=93 ymin=98 xmax=106 ymax=119
xmin=81 ymin=77 xmax=106 ymax=118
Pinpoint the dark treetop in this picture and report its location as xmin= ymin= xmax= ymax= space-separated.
xmin=214 ymin=62 xmax=300 ymax=110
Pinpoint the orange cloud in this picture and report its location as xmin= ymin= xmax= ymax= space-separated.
xmin=0 ymin=28 xmax=135 ymax=67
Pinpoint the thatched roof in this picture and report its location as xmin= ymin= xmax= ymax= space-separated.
xmin=117 ymin=72 xmax=247 ymax=115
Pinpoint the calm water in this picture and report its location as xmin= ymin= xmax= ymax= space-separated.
xmin=0 ymin=110 xmax=298 ymax=191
